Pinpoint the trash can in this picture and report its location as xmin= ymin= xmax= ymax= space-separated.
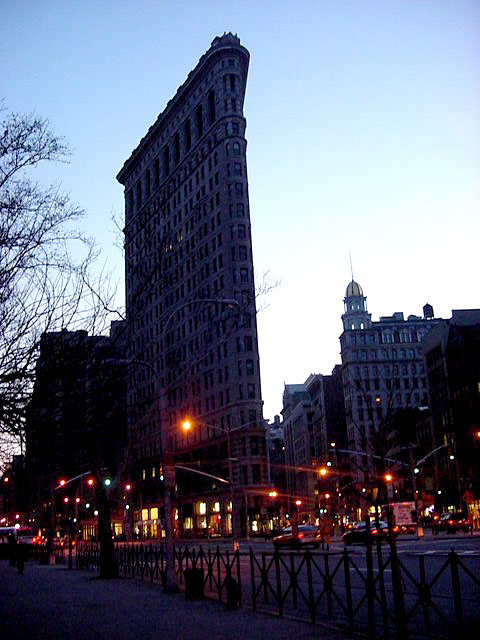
xmin=225 ymin=576 xmax=239 ymax=610
xmin=184 ymin=568 xmax=204 ymax=600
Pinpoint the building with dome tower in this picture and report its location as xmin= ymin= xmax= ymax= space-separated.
xmin=339 ymin=280 xmax=444 ymax=517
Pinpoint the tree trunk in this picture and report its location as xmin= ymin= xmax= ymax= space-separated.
xmin=96 ymin=486 xmax=118 ymax=579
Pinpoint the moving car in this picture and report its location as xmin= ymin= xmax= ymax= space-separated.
xmin=432 ymin=513 xmax=469 ymax=534
xmin=272 ymin=524 xmax=322 ymax=549
xmin=342 ymin=520 xmax=398 ymax=545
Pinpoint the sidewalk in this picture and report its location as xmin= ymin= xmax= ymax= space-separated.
xmin=0 ymin=560 xmax=353 ymax=640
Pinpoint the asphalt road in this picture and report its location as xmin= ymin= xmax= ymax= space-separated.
xmin=180 ymin=532 xmax=480 ymax=639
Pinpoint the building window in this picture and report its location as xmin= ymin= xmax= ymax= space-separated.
xmin=196 ymin=104 xmax=203 ymax=138
xmin=252 ymin=464 xmax=261 ymax=484
xmin=174 ymin=133 xmax=180 ymax=165
xmin=247 ymin=383 xmax=255 ymax=399
xmin=163 ymin=145 xmax=170 ymax=177
xmin=185 ymin=119 xmax=192 ymax=151
xmin=136 ymin=180 xmax=142 ymax=207
xmin=208 ymin=90 xmax=216 ymax=124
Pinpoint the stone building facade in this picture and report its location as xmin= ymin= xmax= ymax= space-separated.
xmin=339 ymin=280 xmax=442 ymax=501
xmin=117 ymin=34 xmax=267 ymax=538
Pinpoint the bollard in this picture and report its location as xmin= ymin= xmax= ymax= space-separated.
xmin=225 ymin=576 xmax=238 ymax=610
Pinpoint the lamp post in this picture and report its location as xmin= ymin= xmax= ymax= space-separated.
xmin=130 ymin=296 xmax=240 ymax=590
xmin=182 ymin=418 xmax=249 ymax=551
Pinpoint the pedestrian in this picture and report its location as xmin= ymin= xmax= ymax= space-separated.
xmin=8 ymin=532 xmax=16 ymax=567
xmin=16 ymin=540 xmax=24 ymax=575
xmin=320 ymin=516 xmax=334 ymax=551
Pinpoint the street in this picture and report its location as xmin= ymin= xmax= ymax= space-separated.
xmin=176 ymin=531 xmax=480 ymax=639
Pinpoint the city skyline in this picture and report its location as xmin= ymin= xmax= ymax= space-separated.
xmin=1 ymin=1 xmax=478 ymax=420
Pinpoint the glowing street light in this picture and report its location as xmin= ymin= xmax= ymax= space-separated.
xmin=319 ymin=467 xmax=327 ymax=477
xmin=295 ymin=499 xmax=302 ymax=506
xmin=384 ymin=473 xmax=393 ymax=483
xmin=268 ymin=491 xmax=277 ymax=498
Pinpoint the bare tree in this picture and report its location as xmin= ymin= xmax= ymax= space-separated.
xmin=0 ymin=106 xmax=116 ymax=461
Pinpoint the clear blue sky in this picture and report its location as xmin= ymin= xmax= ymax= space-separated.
xmin=1 ymin=1 xmax=479 ymax=420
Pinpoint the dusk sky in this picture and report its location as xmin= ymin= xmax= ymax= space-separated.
xmin=2 ymin=1 xmax=479 ymax=420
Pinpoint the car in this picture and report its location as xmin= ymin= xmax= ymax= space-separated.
xmin=272 ymin=524 xmax=322 ymax=550
xmin=432 ymin=513 xmax=469 ymax=535
xmin=342 ymin=520 xmax=398 ymax=545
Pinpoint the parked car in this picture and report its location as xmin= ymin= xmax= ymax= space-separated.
xmin=432 ymin=513 xmax=469 ymax=534
xmin=272 ymin=524 xmax=322 ymax=549
xmin=342 ymin=520 xmax=398 ymax=545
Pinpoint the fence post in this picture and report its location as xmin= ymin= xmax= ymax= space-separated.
xmin=274 ymin=548 xmax=283 ymax=617
xmin=388 ymin=520 xmax=409 ymax=640
xmin=375 ymin=538 xmax=390 ymax=640
xmin=343 ymin=549 xmax=354 ymax=634
xmin=306 ymin=550 xmax=316 ymax=625
xmin=418 ymin=555 xmax=432 ymax=638
xmin=324 ymin=552 xmax=332 ymax=618
xmin=250 ymin=547 xmax=257 ymax=612
xmin=236 ymin=549 xmax=242 ymax=608
xmin=262 ymin=552 xmax=268 ymax=603
xmin=365 ymin=526 xmax=376 ymax=640
xmin=449 ymin=549 xmax=464 ymax=639
xmin=290 ymin=552 xmax=298 ymax=610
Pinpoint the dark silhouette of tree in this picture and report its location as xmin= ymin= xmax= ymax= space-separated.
xmin=0 ymin=105 xmax=116 ymax=463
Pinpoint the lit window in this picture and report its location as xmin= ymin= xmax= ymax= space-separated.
xmin=151 ymin=507 xmax=158 ymax=520
xmin=199 ymin=502 xmax=207 ymax=515
xmin=141 ymin=509 xmax=148 ymax=521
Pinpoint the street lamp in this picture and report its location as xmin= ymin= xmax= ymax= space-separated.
xmin=130 ymin=296 xmax=241 ymax=588
xmin=181 ymin=417 xmax=246 ymax=551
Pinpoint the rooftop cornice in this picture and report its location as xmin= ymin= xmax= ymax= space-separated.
xmin=117 ymin=33 xmax=249 ymax=185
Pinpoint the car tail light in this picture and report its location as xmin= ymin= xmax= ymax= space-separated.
xmin=393 ymin=526 xmax=399 ymax=533
xmin=72 ymin=540 xmax=76 ymax=547
xmin=297 ymin=532 xmax=304 ymax=539
xmin=448 ymin=520 xmax=453 ymax=525
xmin=371 ymin=529 xmax=378 ymax=535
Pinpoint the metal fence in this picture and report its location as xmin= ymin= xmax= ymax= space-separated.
xmin=74 ymin=542 xmax=480 ymax=639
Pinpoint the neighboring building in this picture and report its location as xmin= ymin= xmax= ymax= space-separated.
xmin=422 ymin=309 xmax=480 ymax=519
xmin=116 ymin=34 xmax=267 ymax=539
xmin=24 ymin=323 xmax=127 ymax=539
xmin=282 ymin=369 xmax=346 ymax=520
xmin=282 ymin=383 xmax=312 ymax=517
xmin=339 ymin=279 xmax=442 ymax=509
xmin=0 ymin=455 xmax=28 ymax=526
xmin=264 ymin=415 xmax=287 ymax=527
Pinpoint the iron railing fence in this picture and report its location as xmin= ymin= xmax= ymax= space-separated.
xmin=73 ymin=542 xmax=480 ymax=640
